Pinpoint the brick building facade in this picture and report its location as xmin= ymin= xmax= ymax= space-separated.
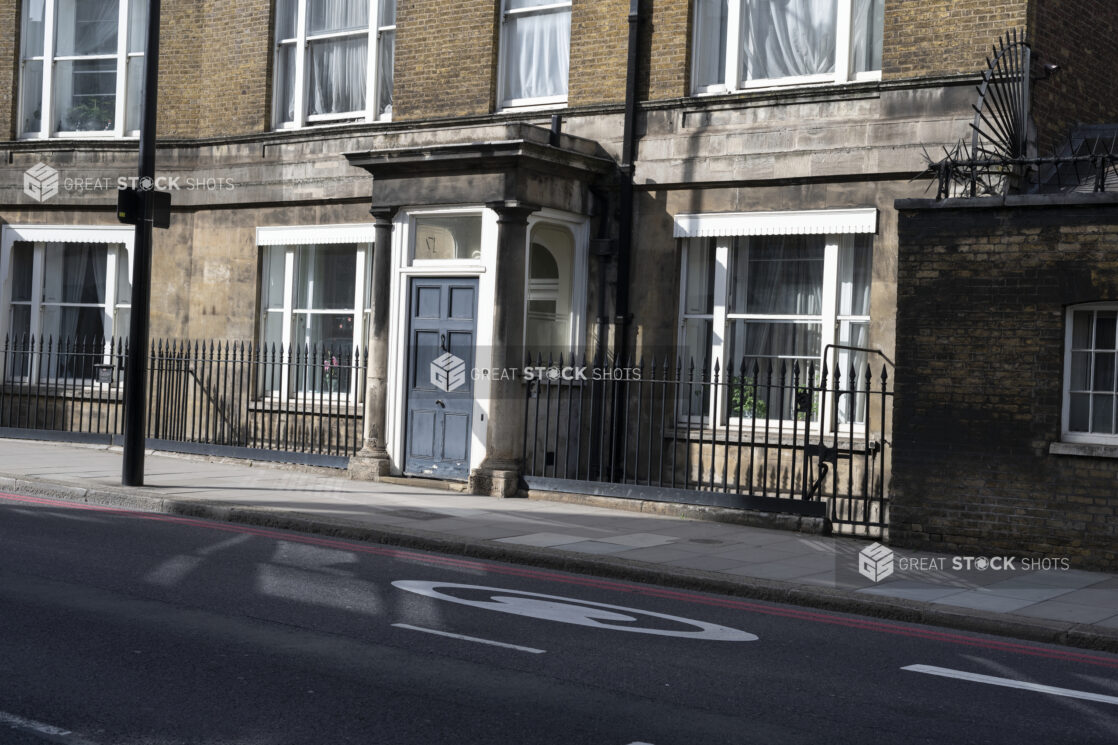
xmin=1 ymin=1 xmax=1117 ymax=545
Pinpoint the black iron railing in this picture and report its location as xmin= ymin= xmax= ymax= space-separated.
xmin=0 ymin=335 xmax=367 ymax=465
xmin=523 ymin=352 xmax=892 ymax=533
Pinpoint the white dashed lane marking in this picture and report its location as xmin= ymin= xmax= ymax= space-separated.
xmin=903 ymin=664 xmax=1118 ymax=706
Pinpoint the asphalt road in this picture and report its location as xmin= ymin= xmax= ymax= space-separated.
xmin=0 ymin=490 xmax=1115 ymax=745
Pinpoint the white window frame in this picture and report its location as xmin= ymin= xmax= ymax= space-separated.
xmin=674 ymin=209 xmax=876 ymax=432
xmin=274 ymin=0 xmax=394 ymax=130
xmin=255 ymin=224 xmax=375 ymax=402
xmin=0 ymin=225 xmax=134 ymax=382
xmin=691 ymin=0 xmax=882 ymax=96
xmin=498 ymin=0 xmax=571 ymax=110
xmin=1062 ymin=302 xmax=1118 ymax=445
xmin=522 ymin=210 xmax=589 ymax=359
xmin=19 ymin=0 xmax=146 ymax=139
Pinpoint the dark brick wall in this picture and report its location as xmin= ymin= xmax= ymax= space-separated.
xmin=1029 ymin=0 xmax=1118 ymax=154
xmin=892 ymin=197 xmax=1118 ymax=571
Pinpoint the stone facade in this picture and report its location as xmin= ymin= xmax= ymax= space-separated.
xmin=3 ymin=0 xmax=1118 ymax=502
xmin=892 ymin=196 xmax=1118 ymax=571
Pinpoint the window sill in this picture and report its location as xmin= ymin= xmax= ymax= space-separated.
xmin=20 ymin=133 xmax=139 ymax=140
xmin=498 ymin=100 xmax=568 ymax=114
xmin=691 ymin=72 xmax=881 ymax=98
xmin=273 ymin=117 xmax=387 ymax=132
xmin=1049 ymin=441 xmax=1118 ymax=459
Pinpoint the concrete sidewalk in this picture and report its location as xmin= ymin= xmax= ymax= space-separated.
xmin=2 ymin=437 xmax=1117 ymax=652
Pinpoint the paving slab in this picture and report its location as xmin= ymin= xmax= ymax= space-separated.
xmin=1013 ymin=601 xmax=1118 ymax=625
xmin=927 ymin=591 xmax=1040 ymax=614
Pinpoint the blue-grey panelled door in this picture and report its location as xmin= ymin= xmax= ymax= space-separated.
xmin=404 ymin=278 xmax=478 ymax=479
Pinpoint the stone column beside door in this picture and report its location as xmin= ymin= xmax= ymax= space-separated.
xmin=468 ymin=200 xmax=539 ymax=497
xmin=349 ymin=206 xmax=397 ymax=480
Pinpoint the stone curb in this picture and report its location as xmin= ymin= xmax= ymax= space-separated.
xmin=3 ymin=473 xmax=1118 ymax=656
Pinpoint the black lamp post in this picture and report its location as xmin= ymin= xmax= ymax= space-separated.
xmin=121 ymin=0 xmax=163 ymax=486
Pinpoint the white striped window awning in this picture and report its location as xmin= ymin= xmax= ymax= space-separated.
xmin=256 ymin=224 xmax=376 ymax=246
xmin=2 ymin=224 xmax=135 ymax=245
xmin=673 ymin=208 xmax=878 ymax=238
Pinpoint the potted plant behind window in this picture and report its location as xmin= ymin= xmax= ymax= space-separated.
xmin=61 ymin=96 xmax=114 ymax=131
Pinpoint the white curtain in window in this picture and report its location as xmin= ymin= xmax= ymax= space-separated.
xmin=694 ymin=0 xmax=728 ymax=88
xmin=377 ymin=29 xmax=394 ymax=118
xmin=309 ymin=37 xmax=368 ymax=115
xmin=307 ymin=0 xmax=368 ymax=34
xmin=276 ymin=0 xmax=297 ymax=38
xmin=305 ymin=0 xmax=369 ymax=117
xmin=40 ymin=243 xmax=110 ymax=344
xmin=726 ymin=236 xmax=824 ymax=418
xmin=837 ymin=239 xmax=871 ymax=317
xmin=836 ymin=321 xmax=868 ymax=423
xmin=504 ymin=3 xmax=570 ymax=101
xmin=851 ymin=0 xmax=883 ymax=73
xmin=276 ymin=45 xmax=297 ymax=123
xmin=741 ymin=0 xmax=836 ymax=81
xmin=377 ymin=0 xmax=395 ymax=117
xmin=730 ymin=236 xmax=824 ymax=316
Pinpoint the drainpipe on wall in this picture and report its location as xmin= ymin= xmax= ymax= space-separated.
xmin=613 ymin=0 xmax=640 ymax=364
xmin=601 ymin=0 xmax=641 ymax=480
xmin=588 ymin=188 xmax=613 ymax=366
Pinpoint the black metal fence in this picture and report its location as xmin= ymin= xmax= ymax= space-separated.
xmin=0 ymin=335 xmax=367 ymax=467
xmin=523 ymin=351 xmax=892 ymax=535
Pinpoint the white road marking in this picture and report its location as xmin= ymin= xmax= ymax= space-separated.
xmin=902 ymin=664 xmax=1118 ymax=706
xmin=393 ymin=581 xmax=758 ymax=641
xmin=392 ymin=623 xmax=546 ymax=654
xmin=0 ymin=710 xmax=100 ymax=745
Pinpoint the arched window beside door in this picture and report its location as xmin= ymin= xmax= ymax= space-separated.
xmin=525 ymin=222 xmax=577 ymax=360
